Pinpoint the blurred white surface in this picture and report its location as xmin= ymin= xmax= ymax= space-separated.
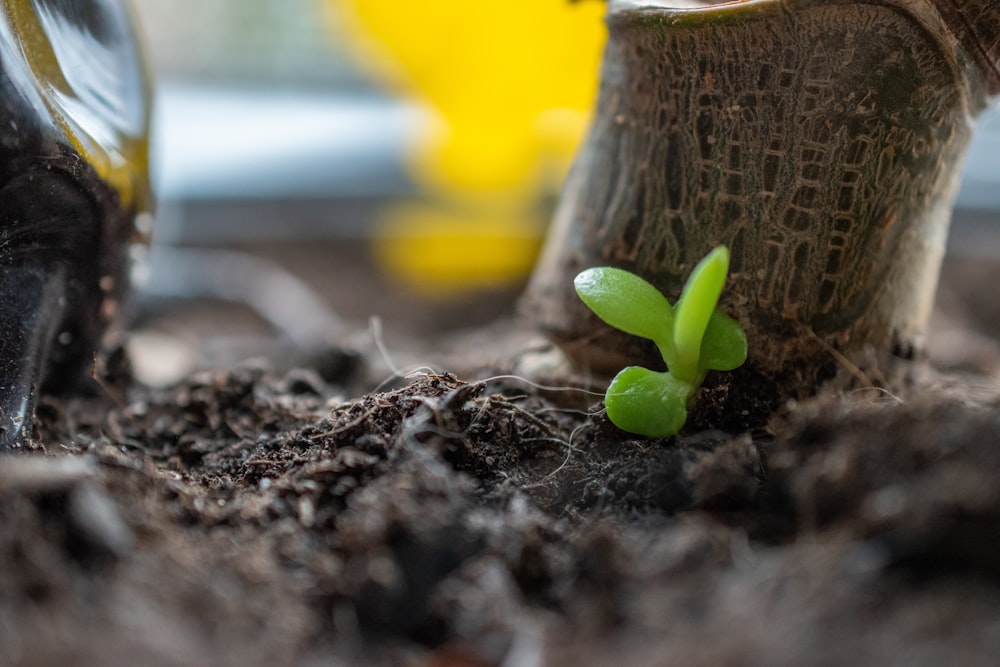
xmin=151 ymin=82 xmax=422 ymax=201
xmin=957 ymin=103 xmax=1000 ymax=212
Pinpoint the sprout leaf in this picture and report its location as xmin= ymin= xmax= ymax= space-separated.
xmin=574 ymin=267 xmax=674 ymax=348
xmin=700 ymin=310 xmax=748 ymax=371
xmin=604 ymin=367 xmax=693 ymax=439
xmin=672 ymin=246 xmax=729 ymax=382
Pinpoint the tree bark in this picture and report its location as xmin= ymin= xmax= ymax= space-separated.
xmin=524 ymin=0 xmax=999 ymax=397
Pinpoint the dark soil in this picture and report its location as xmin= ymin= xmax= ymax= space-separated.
xmin=4 ymin=255 xmax=1000 ymax=666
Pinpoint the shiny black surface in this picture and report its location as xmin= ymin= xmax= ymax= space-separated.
xmin=0 ymin=0 xmax=150 ymax=449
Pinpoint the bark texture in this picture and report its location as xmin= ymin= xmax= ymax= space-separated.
xmin=525 ymin=0 xmax=998 ymax=395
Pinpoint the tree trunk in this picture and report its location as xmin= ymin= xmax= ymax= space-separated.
xmin=524 ymin=0 xmax=1000 ymax=398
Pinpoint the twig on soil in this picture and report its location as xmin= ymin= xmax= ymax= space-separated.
xmin=480 ymin=373 xmax=606 ymax=398
xmin=368 ymin=316 xmax=438 ymax=393
xmin=89 ymin=351 xmax=129 ymax=413
xmin=309 ymin=400 xmax=390 ymax=441
xmin=370 ymin=316 xmax=403 ymax=378
xmin=523 ymin=421 xmax=589 ymax=487
xmin=847 ymin=386 xmax=903 ymax=404
xmin=471 ymin=394 xmax=562 ymax=437
xmin=801 ymin=325 xmax=877 ymax=389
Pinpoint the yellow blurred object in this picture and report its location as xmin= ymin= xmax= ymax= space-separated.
xmin=373 ymin=204 xmax=544 ymax=296
xmin=325 ymin=0 xmax=606 ymax=195
xmin=321 ymin=0 xmax=606 ymax=295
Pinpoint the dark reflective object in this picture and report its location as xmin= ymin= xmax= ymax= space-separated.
xmin=0 ymin=0 xmax=151 ymax=450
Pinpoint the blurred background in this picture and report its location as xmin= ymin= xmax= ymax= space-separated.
xmin=126 ymin=0 xmax=1000 ymax=385
xmin=128 ymin=0 xmax=605 ymax=383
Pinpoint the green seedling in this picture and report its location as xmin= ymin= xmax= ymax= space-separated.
xmin=574 ymin=246 xmax=748 ymax=438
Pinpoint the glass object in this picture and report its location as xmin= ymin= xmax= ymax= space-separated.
xmin=0 ymin=0 xmax=151 ymax=449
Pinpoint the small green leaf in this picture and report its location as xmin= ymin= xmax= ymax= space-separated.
xmin=604 ymin=366 xmax=694 ymax=438
xmin=672 ymin=246 xmax=729 ymax=383
xmin=700 ymin=310 xmax=748 ymax=371
xmin=574 ymin=267 xmax=674 ymax=349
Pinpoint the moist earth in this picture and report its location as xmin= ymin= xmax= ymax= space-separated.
xmin=2 ymin=257 xmax=1000 ymax=666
